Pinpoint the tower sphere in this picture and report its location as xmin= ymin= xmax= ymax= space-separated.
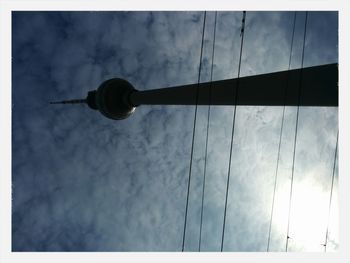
xmin=88 ymin=78 xmax=137 ymax=120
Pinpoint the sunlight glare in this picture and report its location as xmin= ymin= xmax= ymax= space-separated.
xmin=271 ymin=176 xmax=338 ymax=251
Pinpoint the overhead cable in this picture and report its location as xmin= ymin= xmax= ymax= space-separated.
xmin=221 ymin=11 xmax=246 ymax=252
xmin=182 ymin=11 xmax=207 ymax=252
xmin=267 ymin=11 xmax=297 ymax=252
xmin=199 ymin=11 xmax=218 ymax=252
xmin=322 ymin=132 xmax=338 ymax=252
xmin=285 ymin=11 xmax=308 ymax=252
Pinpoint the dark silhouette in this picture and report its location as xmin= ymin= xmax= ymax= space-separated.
xmin=51 ymin=63 xmax=338 ymax=120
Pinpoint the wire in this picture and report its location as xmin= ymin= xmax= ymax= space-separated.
xmin=221 ymin=11 xmax=246 ymax=252
xmin=266 ymin=11 xmax=297 ymax=252
xmin=182 ymin=11 xmax=207 ymax=252
xmin=322 ymin=131 xmax=338 ymax=252
xmin=198 ymin=11 xmax=218 ymax=252
xmin=285 ymin=11 xmax=308 ymax=252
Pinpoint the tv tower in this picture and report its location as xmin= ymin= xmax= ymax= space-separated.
xmin=50 ymin=63 xmax=338 ymax=120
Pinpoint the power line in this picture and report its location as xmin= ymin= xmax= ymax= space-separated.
xmin=221 ymin=11 xmax=246 ymax=252
xmin=266 ymin=11 xmax=297 ymax=252
xmin=322 ymin=131 xmax=338 ymax=252
xmin=182 ymin=11 xmax=207 ymax=252
xmin=285 ymin=11 xmax=308 ymax=252
xmin=199 ymin=11 xmax=218 ymax=252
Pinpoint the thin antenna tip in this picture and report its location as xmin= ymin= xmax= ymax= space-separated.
xmin=49 ymin=99 xmax=87 ymax=105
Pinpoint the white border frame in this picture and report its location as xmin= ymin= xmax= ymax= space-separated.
xmin=1 ymin=1 xmax=349 ymax=262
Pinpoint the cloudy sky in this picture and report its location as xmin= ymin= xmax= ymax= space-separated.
xmin=11 ymin=11 xmax=338 ymax=252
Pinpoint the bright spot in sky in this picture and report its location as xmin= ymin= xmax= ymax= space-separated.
xmin=272 ymin=176 xmax=338 ymax=252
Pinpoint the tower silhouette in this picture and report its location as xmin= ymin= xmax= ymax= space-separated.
xmin=50 ymin=63 xmax=338 ymax=120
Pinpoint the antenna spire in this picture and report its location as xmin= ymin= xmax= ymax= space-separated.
xmin=50 ymin=99 xmax=87 ymax=105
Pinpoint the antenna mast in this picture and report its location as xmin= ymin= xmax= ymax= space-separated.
xmin=50 ymin=99 xmax=87 ymax=105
